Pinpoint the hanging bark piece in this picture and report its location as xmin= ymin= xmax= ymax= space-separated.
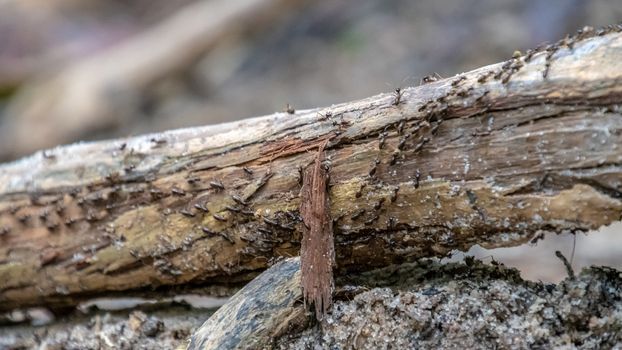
xmin=300 ymin=139 xmax=334 ymax=320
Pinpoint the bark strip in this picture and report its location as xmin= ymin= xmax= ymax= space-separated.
xmin=300 ymin=139 xmax=334 ymax=320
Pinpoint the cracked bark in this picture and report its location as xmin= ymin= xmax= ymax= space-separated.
xmin=1 ymin=29 xmax=622 ymax=312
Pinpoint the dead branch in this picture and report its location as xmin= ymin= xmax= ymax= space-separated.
xmin=1 ymin=28 xmax=622 ymax=311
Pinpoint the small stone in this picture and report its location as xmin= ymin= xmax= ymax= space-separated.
xmin=142 ymin=317 xmax=164 ymax=337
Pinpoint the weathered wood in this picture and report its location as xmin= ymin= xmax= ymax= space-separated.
xmin=188 ymin=258 xmax=305 ymax=350
xmin=1 ymin=28 xmax=622 ymax=311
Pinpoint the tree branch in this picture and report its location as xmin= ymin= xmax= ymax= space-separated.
xmin=1 ymin=28 xmax=621 ymax=311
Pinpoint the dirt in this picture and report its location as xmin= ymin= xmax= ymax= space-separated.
xmin=0 ymin=306 xmax=211 ymax=350
xmin=277 ymin=260 xmax=622 ymax=349
xmin=1 ymin=259 xmax=621 ymax=349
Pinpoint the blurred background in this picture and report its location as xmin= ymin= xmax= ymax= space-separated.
xmin=1 ymin=0 xmax=621 ymax=161
xmin=0 ymin=0 xmax=620 ymax=281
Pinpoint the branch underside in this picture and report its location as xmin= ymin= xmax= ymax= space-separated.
xmin=0 ymin=29 xmax=622 ymax=311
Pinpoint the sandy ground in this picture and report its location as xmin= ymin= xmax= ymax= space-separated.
xmin=0 ymin=306 xmax=211 ymax=350
xmin=2 ymin=258 xmax=621 ymax=349
xmin=278 ymin=261 xmax=622 ymax=349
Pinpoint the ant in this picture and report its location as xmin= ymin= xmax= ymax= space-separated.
xmin=392 ymin=88 xmax=404 ymax=106
xmin=209 ymin=181 xmax=225 ymax=190
xmin=451 ymin=75 xmax=467 ymax=87
xmin=420 ymin=72 xmax=443 ymax=85
xmin=285 ymin=104 xmax=296 ymax=114
xmin=318 ymin=111 xmax=332 ymax=121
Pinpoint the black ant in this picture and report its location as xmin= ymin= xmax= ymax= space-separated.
xmin=413 ymin=169 xmax=421 ymax=189
xmin=212 ymin=214 xmax=227 ymax=222
xmin=43 ymin=151 xmax=56 ymax=160
xmin=285 ymin=104 xmax=296 ymax=114
xmin=171 ymin=187 xmax=186 ymax=196
xmin=420 ymin=73 xmax=442 ymax=85
xmin=225 ymin=205 xmax=241 ymax=213
xmin=392 ymin=88 xmax=404 ymax=106
xmin=364 ymin=215 xmax=379 ymax=225
xmin=378 ymin=133 xmax=387 ymax=149
xmin=451 ymin=75 xmax=467 ymax=87
xmin=390 ymin=187 xmax=399 ymax=202
xmin=263 ymin=217 xmax=279 ymax=226
xmin=368 ymin=158 xmax=380 ymax=177
xmin=388 ymin=217 xmax=398 ymax=229
xmin=355 ymin=183 xmax=366 ymax=198
xmin=180 ymin=209 xmax=195 ymax=217
xmin=318 ymin=111 xmax=332 ymax=121
xmin=350 ymin=209 xmax=365 ymax=220
xmin=209 ymin=181 xmax=225 ymax=190
xmin=231 ymin=195 xmax=248 ymax=206
xmin=186 ymin=177 xmax=200 ymax=184
xmin=0 ymin=226 xmax=10 ymax=236
xmin=390 ymin=152 xmax=399 ymax=166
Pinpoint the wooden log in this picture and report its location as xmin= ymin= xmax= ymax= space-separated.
xmin=1 ymin=27 xmax=621 ymax=311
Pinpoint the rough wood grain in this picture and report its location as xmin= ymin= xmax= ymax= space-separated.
xmin=1 ymin=27 xmax=622 ymax=311
xmin=187 ymin=258 xmax=305 ymax=350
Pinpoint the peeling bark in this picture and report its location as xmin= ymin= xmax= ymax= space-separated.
xmin=1 ymin=28 xmax=622 ymax=311
xmin=300 ymin=139 xmax=334 ymax=320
